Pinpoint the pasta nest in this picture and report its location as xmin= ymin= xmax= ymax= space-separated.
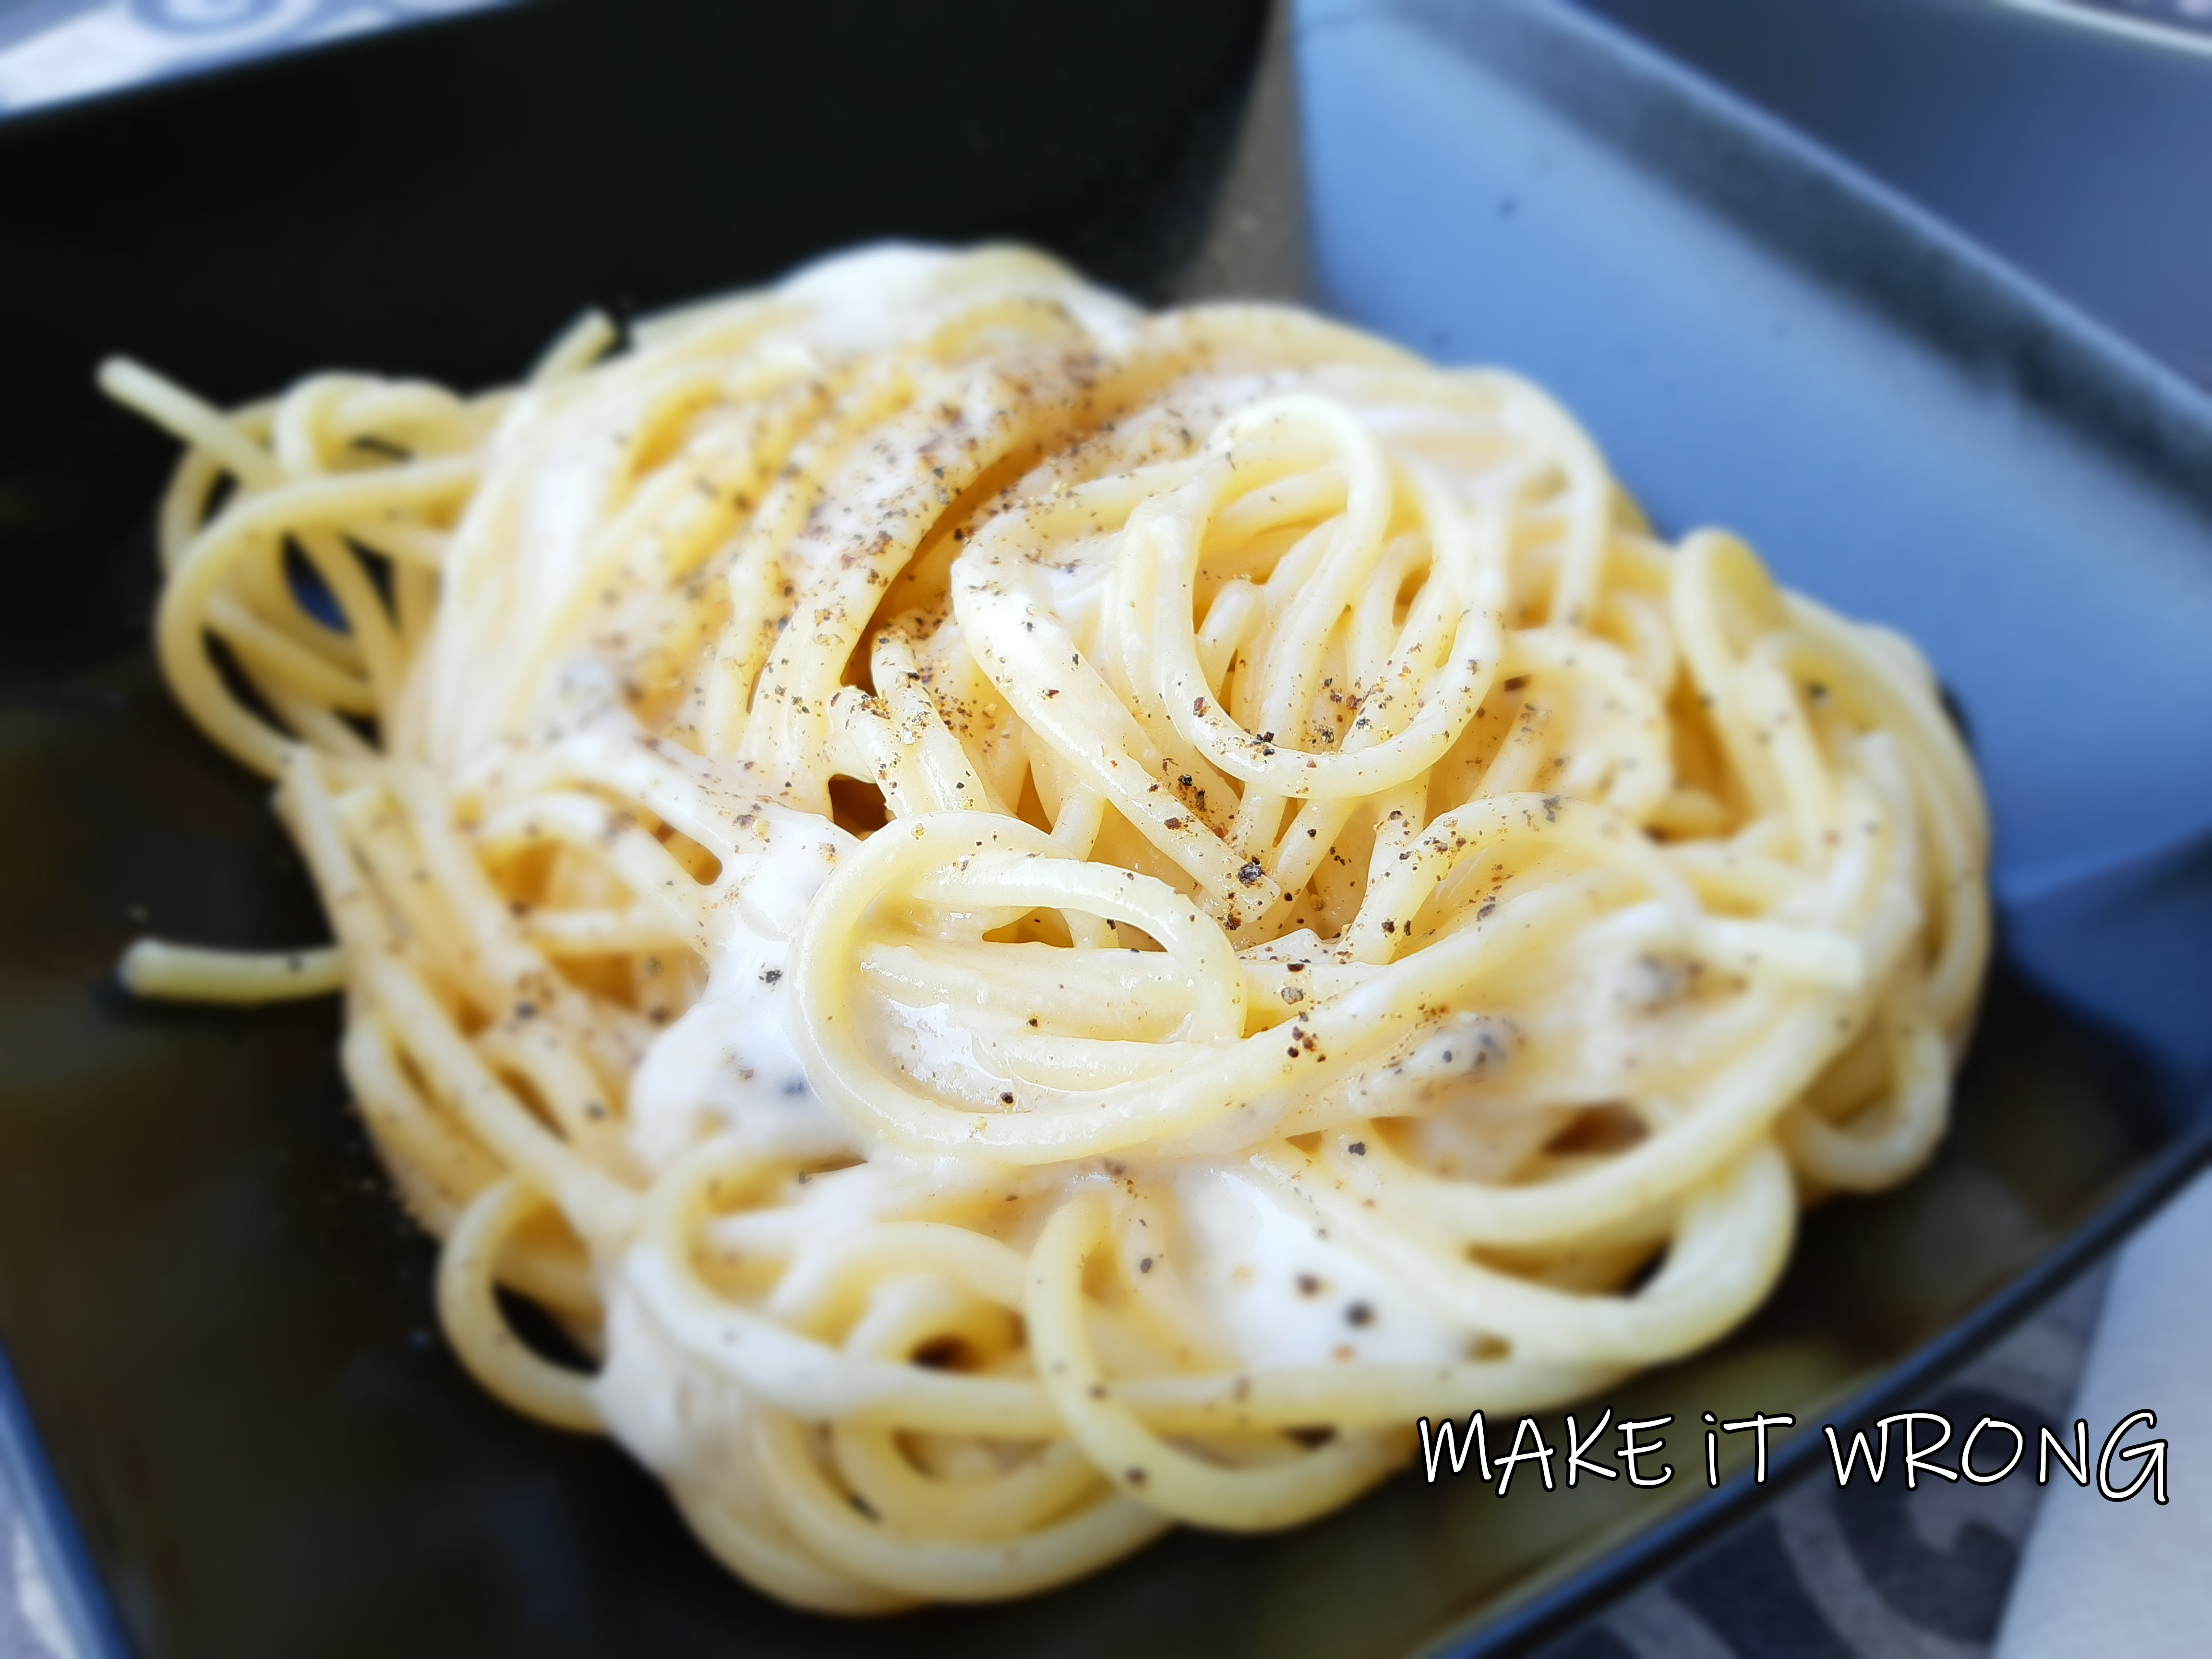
xmin=118 ymin=245 xmax=1988 ymax=1609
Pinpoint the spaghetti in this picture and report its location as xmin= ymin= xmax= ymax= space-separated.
xmin=108 ymin=244 xmax=1988 ymax=1609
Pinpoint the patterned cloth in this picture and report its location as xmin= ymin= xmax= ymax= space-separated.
xmin=1540 ymin=1269 xmax=2112 ymax=1659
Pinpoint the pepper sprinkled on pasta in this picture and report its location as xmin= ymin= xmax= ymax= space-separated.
xmin=108 ymin=245 xmax=1987 ymax=1611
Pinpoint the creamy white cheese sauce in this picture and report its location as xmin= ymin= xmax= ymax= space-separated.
xmin=1165 ymin=1161 xmax=1467 ymax=1369
xmin=588 ymin=245 xmax=1504 ymax=1470
xmin=626 ymin=806 xmax=857 ymax=1169
xmin=595 ymin=1281 xmax=745 ymax=1479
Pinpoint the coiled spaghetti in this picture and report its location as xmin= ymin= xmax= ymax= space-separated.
xmin=110 ymin=245 xmax=1988 ymax=1609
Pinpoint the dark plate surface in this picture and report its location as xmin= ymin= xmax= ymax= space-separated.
xmin=3 ymin=1 xmax=2211 ymax=1656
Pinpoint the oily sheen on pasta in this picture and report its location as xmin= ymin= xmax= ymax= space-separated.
xmin=111 ymin=246 xmax=1988 ymax=1610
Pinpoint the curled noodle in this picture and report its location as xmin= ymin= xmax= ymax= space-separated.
xmin=110 ymin=244 xmax=1988 ymax=1609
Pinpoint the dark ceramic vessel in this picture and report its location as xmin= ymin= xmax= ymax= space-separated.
xmin=2 ymin=2 xmax=2209 ymax=1655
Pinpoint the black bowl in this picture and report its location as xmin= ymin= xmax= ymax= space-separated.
xmin=4 ymin=2 xmax=2211 ymax=1655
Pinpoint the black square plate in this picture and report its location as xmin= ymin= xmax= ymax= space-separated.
xmin=3 ymin=2 xmax=2210 ymax=1655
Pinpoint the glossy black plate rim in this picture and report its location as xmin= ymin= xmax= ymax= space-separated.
xmin=0 ymin=1337 xmax=132 ymax=1656
xmin=1431 ymin=1114 xmax=2212 ymax=1657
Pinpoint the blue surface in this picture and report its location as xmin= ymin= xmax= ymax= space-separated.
xmin=0 ymin=1343 xmax=125 ymax=1659
xmin=1582 ymin=0 xmax=2212 ymax=389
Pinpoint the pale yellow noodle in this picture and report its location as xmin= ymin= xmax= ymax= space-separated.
xmin=109 ymin=244 xmax=1988 ymax=1609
